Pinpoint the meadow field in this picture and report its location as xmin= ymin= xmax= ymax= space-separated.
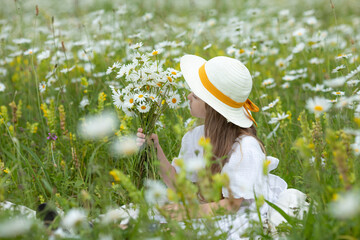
xmin=0 ymin=0 xmax=360 ymax=239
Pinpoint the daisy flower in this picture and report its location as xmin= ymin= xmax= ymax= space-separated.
xmin=268 ymin=112 xmax=290 ymax=124
xmin=129 ymin=42 xmax=143 ymax=50
xmin=347 ymin=79 xmax=360 ymax=87
xmin=144 ymin=180 xmax=167 ymax=206
xmin=292 ymin=42 xmax=305 ymax=53
xmin=39 ymin=81 xmax=47 ymax=93
xmin=309 ymin=57 xmax=324 ymax=64
xmin=137 ymin=103 xmax=150 ymax=113
xmin=37 ymin=50 xmax=51 ymax=62
xmin=62 ymin=209 xmax=87 ymax=230
xmin=124 ymin=95 xmax=135 ymax=108
xmin=167 ymin=94 xmax=180 ymax=108
xmin=324 ymin=77 xmax=347 ymax=88
xmin=261 ymin=78 xmax=274 ymax=87
xmin=331 ymin=91 xmax=345 ymax=96
xmin=110 ymin=86 xmax=123 ymax=109
xmin=262 ymin=98 xmax=279 ymax=111
xmin=331 ymin=65 xmax=346 ymax=73
xmin=292 ymin=28 xmax=307 ymax=37
xmin=306 ymin=97 xmax=331 ymax=116
xmin=281 ymin=82 xmax=290 ymax=89
xmin=0 ymin=82 xmax=5 ymax=92
xmin=351 ymin=142 xmax=360 ymax=156
xmin=134 ymin=92 xmax=147 ymax=103
xmin=24 ymin=48 xmax=38 ymax=55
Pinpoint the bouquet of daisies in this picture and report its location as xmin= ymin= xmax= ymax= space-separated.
xmin=108 ymin=43 xmax=187 ymax=186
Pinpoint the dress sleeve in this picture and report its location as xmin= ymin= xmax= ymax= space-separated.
xmin=222 ymin=136 xmax=269 ymax=200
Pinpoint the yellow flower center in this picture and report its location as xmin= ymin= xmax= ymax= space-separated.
xmin=129 ymin=98 xmax=134 ymax=104
xmin=150 ymin=96 xmax=155 ymax=100
xmin=171 ymin=71 xmax=176 ymax=75
xmin=172 ymin=98 xmax=177 ymax=103
xmin=152 ymin=51 xmax=158 ymax=56
xmin=314 ymin=105 xmax=323 ymax=111
xmin=167 ymin=76 xmax=172 ymax=82
xmin=138 ymin=94 xmax=144 ymax=98
xmin=141 ymin=106 xmax=146 ymax=110
xmin=335 ymin=92 xmax=341 ymax=95
xmin=239 ymin=49 xmax=245 ymax=54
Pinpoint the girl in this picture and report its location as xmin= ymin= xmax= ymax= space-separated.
xmin=137 ymin=55 xmax=303 ymax=238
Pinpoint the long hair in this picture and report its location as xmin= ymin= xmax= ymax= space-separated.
xmin=204 ymin=104 xmax=265 ymax=174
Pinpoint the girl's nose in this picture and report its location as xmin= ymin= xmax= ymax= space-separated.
xmin=187 ymin=92 xmax=192 ymax=100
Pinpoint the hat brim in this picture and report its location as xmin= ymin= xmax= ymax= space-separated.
xmin=180 ymin=54 xmax=254 ymax=128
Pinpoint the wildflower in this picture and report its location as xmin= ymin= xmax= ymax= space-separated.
xmin=309 ymin=58 xmax=324 ymax=64
xmin=109 ymin=170 xmax=120 ymax=181
xmin=323 ymin=77 xmax=347 ymax=88
xmin=292 ymin=28 xmax=307 ymax=37
xmin=151 ymin=50 xmax=159 ymax=56
xmin=347 ymin=79 xmax=360 ymax=87
xmin=137 ymin=104 xmax=150 ymax=113
xmin=281 ymin=82 xmax=290 ymax=89
xmin=268 ymin=112 xmax=289 ymax=124
xmin=60 ymin=65 xmax=75 ymax=73
xmin=24 ymin=48 xmax=38 ymax=55
xmin=109 ymin=86 xmax=123 ymax=109
xmin=135 ymin=92 xmax=147 ymax=103
xmin=142 ymin=12 xmax=153 ymax=21
xmin=47 ymin=132 xmax=58 ymax=141
xmin=331 ymin=91 xmax=345 ymax=96
xmin=306 ymin=97 xmax=331 ymax=116
xmin=167 ymin=94 xmax=180 ymax=108
xmin=102 ymin=204 xmax=139 ymax=225
xmin=111 ymin=135 xmax=139 ymax=156
xmin=78 ymin=112 xmax=118 ymax=140
xmin=292 ymin=42 xmax=305 ymax=53
xmin=304 ymin=16 xmax=317 ymax=25
xmin=261 ymin=78 xmax=274 ymax=87
xmin=144 ymin=180 xmax=168 ymax=206
xmin=39 ymin=81 xmax=46 ymax=93
xmin=309 ymin=156 xmax=325 ymax=166
xmin=79 ymin=97 xmax=89 ymax=109
xmin=329 ymin=190 xmax=360 ymax=219
xmin=185 ymin=156 xmax=206 ymax=173
xmin=124 ymin=95 xmax=135 ymax=108
xmin=12 ymin=38 xmax=32 ymax=44
xmin=262 ymin=98 xmax=279 ymax=111
xmin=62 ymin=209 xmax=87 ymax=230
xmin=129 ymin=42 xmax=143 ymax=50
xmin=106 ymin=62 xmax=122 ymax=75
xmin=37 ymin=50 xmax=50 ymax=62
xmin=203 ymin=43 xmax=212 ymax=50
xmin=331 ymin=65 xmax=346 ymax=73
xmin=275 ymin=58 xmax=287 ymax=69
xmin=0 ymin=217 xmax=33 ymax=238
xmin=0 ymin=82 xmax=5 ymax=92
xmin=335 ymin=53 xmax=352 ymax=60
xmin=350 ymin=142 xmax=360 ymax=156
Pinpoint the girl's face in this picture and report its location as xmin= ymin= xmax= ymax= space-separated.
xmin=187 ymin=92 xmax=206 ymax=119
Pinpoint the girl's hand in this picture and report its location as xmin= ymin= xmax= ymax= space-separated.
xmin=136 ymin=128 xmax=159 ymax=148
xmin=162 ymin=203 xmax=186 ymax=220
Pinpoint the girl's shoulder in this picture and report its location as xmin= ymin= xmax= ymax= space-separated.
xmin=183 ymin=124 xmax=204 ymax=140
xmin=235 ymin=135 xmax=262 ymax=150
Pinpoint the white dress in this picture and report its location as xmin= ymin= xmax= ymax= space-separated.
xmin=171 ymin=125 xmax=289 ymax=239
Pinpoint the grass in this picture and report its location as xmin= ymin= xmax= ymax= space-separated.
xmin=0 ymin=0 xmax=359 ymax=239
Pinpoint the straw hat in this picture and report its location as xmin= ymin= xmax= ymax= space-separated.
xmin=180 ymin=55 xmax=259 ymax=128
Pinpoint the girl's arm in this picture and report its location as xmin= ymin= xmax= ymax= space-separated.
xmin=137 ymin=128 xmax=177 ymax=190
